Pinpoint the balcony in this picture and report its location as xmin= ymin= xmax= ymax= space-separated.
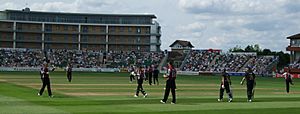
xmin=44 ymin=31 xmax=79 ymax=35
xmin=44 ymin=41 xmax=79 ymax=44
xmin=16 ymin=29 xmax=43 ymax=33
xmin=286 ymin=46 xmax=300 ymax=51
xmin=80 ymin=32 xmax=106 ymax=35
xmin=0 ymin=28 xmax=14 ymax=32
xmin=15 ymin=39 xmax=42 ymax=43
xmin=0 ymin=38 xmax=13 ymax=42
xmin=108 ymin=32 xmax=150 ymax=36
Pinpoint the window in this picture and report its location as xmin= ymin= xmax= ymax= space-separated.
xmin=45 ymin=25 xmax=52 ymax=32
xmin=17 ymin=24 xmax=22 ymax=30
xmin=7 ymin=24 xmax=12 ymax=29
xmin=120 ymin=27 xmax=124 ymax=32
xmin=128 ymin=27 xmax=132 ymax=32
xmin=137 ymin=28 xmax=141 ymax=33
xmin=137 ymin=37 xmax=140 ymax=43
xmin=56 ymin=25 xmax=60 ymax=31
xmin=64 ymin=36 xmax=68 ymax=41
xmin=73 ymin=35 xmax=77 ymax=42
xmin=145 ymin=28 xmax=150 ymax=34
xmin=72 ymin=26 xmax=77 ymax=31
xmin=36 ymin=25 xmax=41 ymax=31
xmin=83 ymin=26 xmax=88 ymax=33
xmin=110 ymin=27 xmax=115 ymax=33
xmin=92 ymin=26 xmax=96 ymax=32
xmin=64 ymin=25 xmax=68 ymax=31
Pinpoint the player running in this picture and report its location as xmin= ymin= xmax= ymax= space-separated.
xmin=240 ymin=67 xmax=256 ymax=102
xmin=218 ymin=69 xmax=233 ymax=102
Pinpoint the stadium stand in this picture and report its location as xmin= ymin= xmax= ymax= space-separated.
xmin=0 ymin=48 xmax=164 ymax=68
xmin=181 ymin=50 xmax=278 ymax=75
xmin=0 ymin=48 xmax=278 ymax=75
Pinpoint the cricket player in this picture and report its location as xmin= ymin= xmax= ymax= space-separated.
xmin=129 ymin=66 xmax=136 ymax=83
xmin=38 ymin=63 xmax=53 ymax=97
xmin=66 ymin=63 xmax=72 ymax=82
xmin=153 ymin=65 xmax=160 ymax=85
xmin=134 ymin=66 xmax=148 ymax=98
xmin=283 ymin=69 xmax=294 ymax=93
xmin=240 ymin=68 xmax=256 ymax=102
xmin=39 ymin=65 xmax=44 ymax=82
xmin=148 ymin=65 xmax=153 ymax=85
xmin=160 ymin=60 xmax=176 ymax=104
xmin=218 ymin=69 xmax=233 ymax=102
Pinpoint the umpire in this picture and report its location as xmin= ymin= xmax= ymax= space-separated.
xmin=240 ymin=67 xmax=256 ymax=102
xmin=160 ymin=60 xmax=176 ymax=104
xmin=218 ymin=69 xmax=233 ymax=102
xmin=66 ymin=63 xmax=72 ymax=82
xmin=38 ymin=63 xmax=53 ymax=97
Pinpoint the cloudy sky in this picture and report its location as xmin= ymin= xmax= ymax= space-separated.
xmin=1 ymin=0 xmax=300 ymax=52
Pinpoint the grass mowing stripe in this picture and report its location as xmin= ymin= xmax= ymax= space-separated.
xmin=1 ymin=71 xmax=300 ymax=114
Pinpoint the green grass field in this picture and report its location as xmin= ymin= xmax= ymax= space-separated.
xmin=1 ymin=71 xmax=300 ymax=114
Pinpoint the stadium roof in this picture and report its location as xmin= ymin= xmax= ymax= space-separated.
xmin=287 ymin=33 xmax=300 ymax=39
xmin=169 ymin=40 xmax=194 ymax=48
xmin=4 ymin=9 xmax=157 ymax=18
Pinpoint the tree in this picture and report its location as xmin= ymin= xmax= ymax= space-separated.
xmin=244 ymin=45 xmax=255 ymax=52
xmin=262 ymin=49 xmax=272 ymax=55
xmin=254 ymin=44 xmax=261 ymax=52
xmin=229 ymin=45 xmax=244 ymax=52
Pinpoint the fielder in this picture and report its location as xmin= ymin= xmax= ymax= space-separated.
xmin=66 ymin=63 xmax=72 ymax=82
xmin=134 ymin=66 xmax=148 ymax=98
xmin=283 ymin=69 xmax=294 ymax=93
xmin=38 ymin=63 xmax=53 ymax=97
xmin=160 ymin=60 xmax=176 ymax=104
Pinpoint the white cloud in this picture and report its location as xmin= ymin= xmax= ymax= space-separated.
xmin=177 ymin=22 xmax=206 ymax=32
xmin=0 ymin=2 xmax=20 ymax=10
xmin=27 ymin=0 xmax=117 ymax=13
xmin=176 ymin=0 xmax=300 ymax=51
xmin=208 ymin=36 xmax=227 ymax=47
xmin=0 ymin=0 xmax=299 ymax=51
xmin=178 ymin=0 xmax=286 ymax=15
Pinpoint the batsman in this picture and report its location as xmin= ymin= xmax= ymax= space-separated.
xmin=240 ymin=67 xmax=256 ymax=102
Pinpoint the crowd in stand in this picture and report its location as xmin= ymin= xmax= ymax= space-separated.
xmin=182 ymin=50 xmax=217 ymax=71
xmin=290 ymin=58 xmax=300 ymax=69
xmin=47 ymin=49 xmax=103 ymax=68
xmin=210 ymin=54 xmax=251 ymax=72
xmin=0 ymin=48 xmax=43 ymax=67
xmin=0 ymin=48 xmax=278 ymax=75
xmin=106 ymin=51 xmax=165 ymax=68
xmin=250 ymin=56 xmax=277 ymax=75
xmin=0 ymin=48 xmax=165 ymax=68
xmin=181 ymin=50 xmax=277 ymax=75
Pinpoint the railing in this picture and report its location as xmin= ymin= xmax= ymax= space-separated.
xmin=179 ymin=51 xmax=191 ymax=70
xmin=158 ymin=52 xmax=168 ymax=70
